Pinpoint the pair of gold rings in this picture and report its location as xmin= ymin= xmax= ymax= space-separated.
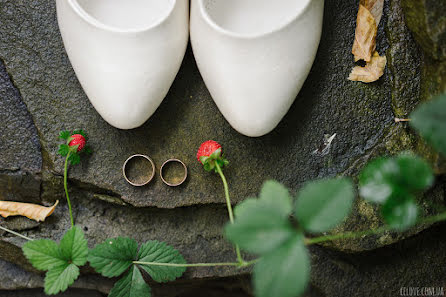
xmin=122 ymin=154 xmax=187 ymax=187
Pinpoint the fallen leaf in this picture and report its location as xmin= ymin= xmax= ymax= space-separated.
xmin=352 ymin=4 xmax=377 ymax=62
xmin=0 ymin=200 xmax=59 ymax=222
xmin=348 ymin=51 xmax=387 ymax=83
xmin=360 ymin=0 xmax=384 ymax=26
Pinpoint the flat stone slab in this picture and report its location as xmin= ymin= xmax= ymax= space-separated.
xmin=0 ymin=0 xmax=416 ymax=209
xmin=0 ymin=0 xmax=445 ymax=288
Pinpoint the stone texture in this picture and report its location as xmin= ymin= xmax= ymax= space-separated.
xmin=0 ymin=0 xmax=445 ymax=295
xmin=0 ymin=0 xmax=409 ymax=209
xmin=402 ymin=0 xmax=446 ymax=61
xmin=0 ymin=59 xmax=42 ymax=204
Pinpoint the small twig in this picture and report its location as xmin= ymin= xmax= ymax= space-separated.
xmin=394 ymin=118 xmax=411 ymax=123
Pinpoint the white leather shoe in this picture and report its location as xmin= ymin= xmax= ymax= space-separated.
xmin=190 ymin=0 xmax=324 ymax=137
xmin=57 ymin=0 xmax=189 ymax=129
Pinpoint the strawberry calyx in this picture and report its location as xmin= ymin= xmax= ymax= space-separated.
xmin=58 ymin=130 xmax=91 ymax=165
xmin=197 ymin=141 xmax=229 ymax=172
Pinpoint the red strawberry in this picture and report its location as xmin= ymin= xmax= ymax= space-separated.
xmin=197 ymin=140 xmax=222 ymax=163
xmin=68 ymin=134 xmax=86 ymax=152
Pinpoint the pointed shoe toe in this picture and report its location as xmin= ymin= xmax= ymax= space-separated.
xmin=191 ymin=0 xmax=324 ymax=137
xmin=57 ymin=0 xmax=189 ymax=129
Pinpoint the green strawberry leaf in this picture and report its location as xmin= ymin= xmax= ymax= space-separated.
xmin=44 ymin=263 xmax=80 ymax=295
xmin=137 ymin=241 xmax=186 ymax=283
xmin=295 ymin=178 xmax=354 ymax=233
xmin=381 ymin=193 xmax=418 ymax=231
xmin=359 ymin=154 xmax=433 ymax=204
xmin=225 ymin=181 xmax=294 ymax=254
xmin=109 ymin=266 xmax=151 ymax=297
xmin=88 ymin=237 xmax=138 ymax=277
xmin=259 ymin=180 xmax=292 ymax=218
xmin=59 ymin=130 xmax=71 ymax=140
xmin=410 ymin=94 xmax=446 ymax=156
xmin=59 ymin=227 xmax=88 ymax=266
xmin=22 ymin=239 xmax=66 ymax=271
xmin=68 ymin=153 xmax=81 ymax=165
xmin=58 ymin=144 xmax=70 ymax=156
xmin=253 ymin=234 xmax=310 ymax=297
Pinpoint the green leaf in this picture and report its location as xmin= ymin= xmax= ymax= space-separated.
xmin=22 ymin=239 xmax=66 ymax=271
xmin=137 ymin=241 xmax=186 ymax=283
xmin=253 ymin=234 xmax=310 ymax=297
xmin=109 ymin=266 xmax=151 ymax=297
xmin=226 ymin=180 xmax=295 ymax=254
xmin=58 ymin=144 xmax=70 ymax=156
xmin=359 ymin=154 xmax=433 ymax=204
xmin=225 ymin=204 xmax=295 ymax=255
xmin=295 ymin=178 xmax=354 ymax=233
xmin=68 ymin=153 xmax=81 ymax=165
xmin=88 ymin=237 xmax=138 ymax=277
xmin=259 ymin=180 xmax=292 ymax=217
xmin=59 ymin=130 xmax=71 ymax=140
xmin=234 ymin=198 xmax=258 ymax=219
xmin=411 ymin=94 xmax=446 ymax=155
xmin=381 ymin=194 xmax=418 ymax=231
xmin=44 ymin=263 xmax=80 ymax=295
xmin=59 ymin=227 xmax=88 ymax=266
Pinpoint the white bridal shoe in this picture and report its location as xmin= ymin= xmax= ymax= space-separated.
xmin=57 ymin=0 xmax=189 ymax=129
xmin=191 ymin=0 xmax=324 ymax=137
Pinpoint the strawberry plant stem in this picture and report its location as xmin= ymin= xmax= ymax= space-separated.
xmin=64 ymin=151 xmax=74 ymax=227
xmin=215 ymin=162 xmax=244 ymax=265
xmin=0 ymin=225 xmax=33 ymax=241
xmin=305 ymin=210 xmax=446 ymax=245
xmin=133 ymin=258 xmax=258 ymax=268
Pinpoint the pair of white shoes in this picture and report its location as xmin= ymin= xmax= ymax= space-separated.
xmin=57 ymin=0 xmax=324 ymax=137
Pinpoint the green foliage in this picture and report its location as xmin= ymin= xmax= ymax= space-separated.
xmin=68 ymin=153 xmax=81 ymax=165
xmin=359 ymin=153 xmax=433 ymax=230
xmin=225 ymin=181 xmax=294 ymax=254
xmin=411 ymin=94 xmax=446 ymax=155
xmin=253 ymin=235 xmax=310 ymax=297
xmin=109 ymin=266 xmax=151 ymax=297
xmin=59 ymin=227 xmax=88 ymax=265
xmin=381 ymin=193 xmax=418 ymax=230
xmin=44 ymin=263 xmax=79 ymax=295
xmin=295 ymin=178 xmax=354 ymax=233
xmin=90 ymin=238 xmax=186 ymax=296
xmin=137 ymin=241 xmax=186 ymax=282
xmin=58 ymin=144 xmax=70 ymax=156
xmin=200 ymin=148 xmax=229 ymax=172
xmin=88 ymin=237 xmax=138 ymax=277
xmin=227 ymin=178 xmax=353 ymax=297
xmin=22 ymin=239 xmax=65 ymax=270
xmin=59 ymin=130 xmax=71 ymax=140
xmin=22 ymin=227 xmax=88 ymax=295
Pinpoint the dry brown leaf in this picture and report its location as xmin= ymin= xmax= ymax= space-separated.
xmin=348 ymin=51 xmax=386 ymax=83
xmin=360 ymin=0 xmax=384 ymax=26
xmin=0 ymin=200 xmax=59 ymax=222
xmin=352 ymin=4 xmax=377 ymax=62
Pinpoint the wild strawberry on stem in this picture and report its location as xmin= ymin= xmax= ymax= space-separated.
xmin=58 ymin=130 xmax=91 ymax=227
xmin=197 ymin=140 xmax=245 ymax=265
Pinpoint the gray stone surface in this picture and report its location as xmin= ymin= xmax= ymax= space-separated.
xmin=0 ymin=0 xmax=446 ymax=295
xmin=0 ymin=0 xmax=413 ymax=209
xmin=402 ymin=0 xmax=446 ymax=61
xmin=0 ymin=58 xmax=42 ymax=204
